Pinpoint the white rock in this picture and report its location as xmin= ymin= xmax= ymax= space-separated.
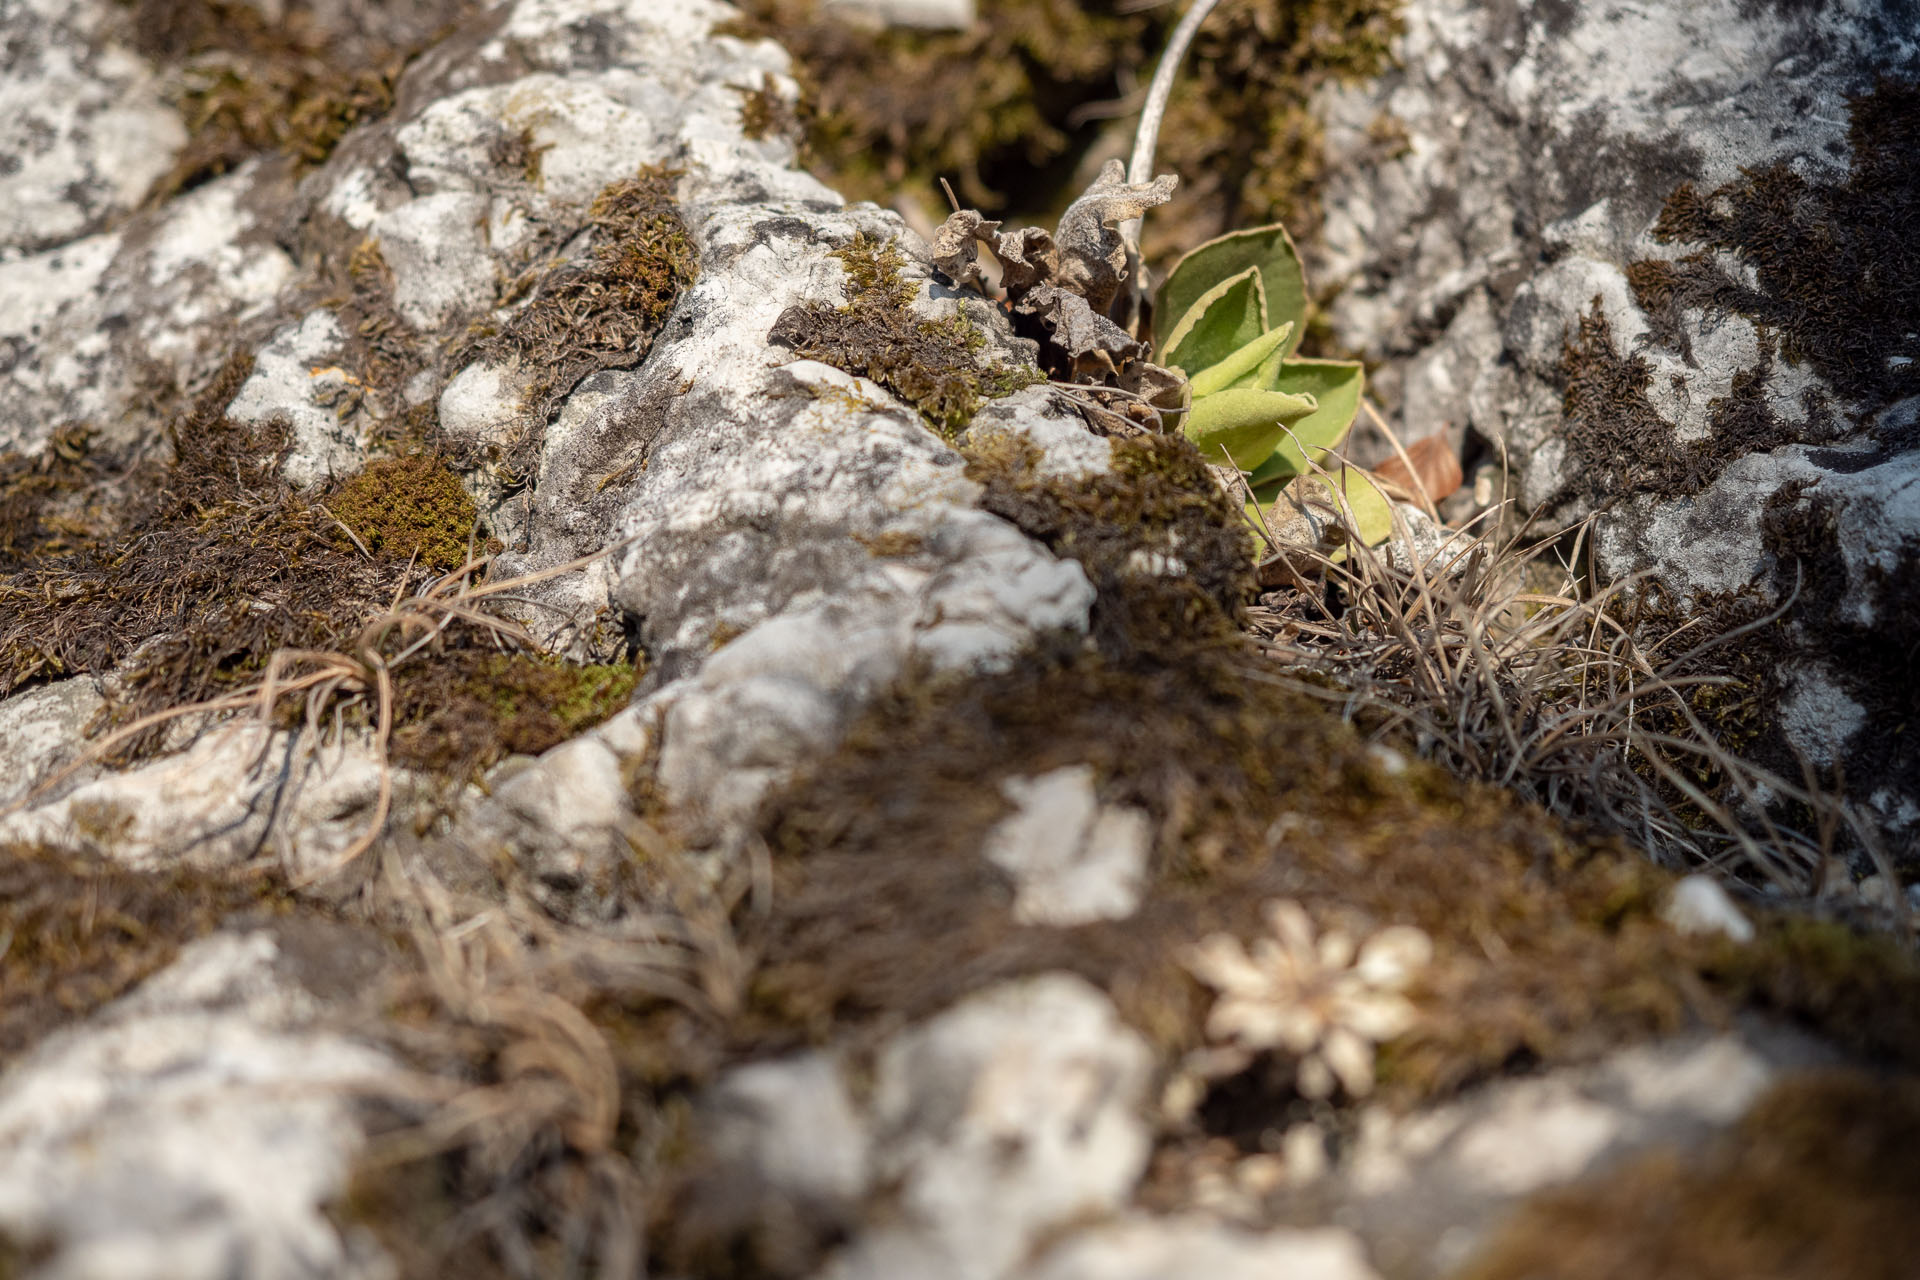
xmin=0 ymin=931 xmax=395 ymax=1279
xmin=826 ymin=974 xmax=1155 ymax=1280
xmin=1019 ymin=1217 xmax=1381 ymax=1280
xmin=704 ymin=1052 xmax=872 ymax=1205
xmin=0 ymin=722 xmax=390 ymax=880
xmin=223 ymin=309 xmax=361 ymax=490
xmin=1662 ymin=873 xmax=1757 ymax=943
xmin=0 ymin=677 xmax=105 ymax=810
xmin=983 ymin=765 xmax=1151 ymax=926
xmin=0 ymin=0 xmax=186 ymax=256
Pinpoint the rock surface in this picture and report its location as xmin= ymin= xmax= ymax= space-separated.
xmin=1 ymin=0 xmax=1914 ymax=1277
xmin=1314 ymin=0 xmax=1920 ymax=844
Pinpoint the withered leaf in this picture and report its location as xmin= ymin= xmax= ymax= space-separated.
xmin=1051 ymin=158 xmax=1178 ymax=314
xmin=1022 ymin=284 xmax=1142 ymax=369
xmin=931 ymin=209 xmax=1003 ymax=291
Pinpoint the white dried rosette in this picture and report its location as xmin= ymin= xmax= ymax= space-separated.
xmin=1181 ymin=899 xmax=1432 ymax=1100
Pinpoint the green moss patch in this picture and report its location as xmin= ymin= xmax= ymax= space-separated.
xmin=385 ymin=653 xmax=638 ymax=782
xmin=1455 ymin=1069 xmax=1920 ymax=1280
xmin=463 ymin=166 xmax=697 ymax=449
xmin=327 ymin=453 xmax=483 ymax=570
xmin=768 ymin=232 xmax=1041 ymax=435
xmin=0 ymin=843 xmax=282 ymax=1062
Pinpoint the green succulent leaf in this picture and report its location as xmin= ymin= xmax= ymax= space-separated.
xmin=1182 ymin=385 xmax=1318 ymax=472
xmin=1155 ymin=223 xmax=1309 ymax=361
xmin=1189 ymin=322 xmax=1294 ymax=397
xmin=1244 ymin=358 xmax=1365 ymax=486
xmin=1161 ymin=266 xmax=1265 ymax=375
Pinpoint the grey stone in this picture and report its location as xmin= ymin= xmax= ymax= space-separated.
xmin=1019 ymin=1218 xmax=1381 ymax=1280
xmin=0 ymin=0 xmax=186 ymax=258
xmin=0 ymin=930 xmax=395 ymax=1280
xmin=1662 ymin=873 xmax=1757 ymax=944
xmin=823 ymin=974 xmax=1156 ymax=1280
xmin=1312 ymin=0 xmax=1920 ymax=837
xmin=0 ymin=677 xmax=106 ymax=811
xmin=1334 ymin=1030 xmax=1830 ymax=1278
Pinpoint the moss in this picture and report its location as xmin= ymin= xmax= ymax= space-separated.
xmin=733 ymin=73 xmax=798 ymax=144
xmin=1562 ymin=80 xmax=1916 ymax=515
xmin=1454 ymin=1069 xmax=1920 ymax=1280
xmin=326 ymin=454 xmax=482 ymax=569
xmin=385 ymin=653 xmax=639 ymax=783
xmin=0 ymin=425 xmax=117 ymax=574
xmin=1642 ymin=78 xmax=1918 ymax=410
xmin=124 ymin=0 xmax=467 ymax=200
xmin=0 ymin=843 xmax=283 ymax=1062
xmin=768 ymin=232 xmax=1041 ymax=435
xmin=463 ymin=165 xmax=697 ymax=457
xmin=0 ymin=354 xmax=407 ymax=734
xmin=968 ymin=431 xmax=1254 ymax=657
xmin=722 ymin=0 xmax=1399 ymax=264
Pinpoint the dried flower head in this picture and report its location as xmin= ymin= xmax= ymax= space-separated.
xmin=1182 ymin=899 xmax=1432 ymax=1099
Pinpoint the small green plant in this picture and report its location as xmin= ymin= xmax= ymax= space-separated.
xmin=1152 ymin=221 xmax=1389 ymax=551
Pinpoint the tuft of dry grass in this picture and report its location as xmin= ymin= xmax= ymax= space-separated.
xmin=1240 ymin=446 xmax=1898 ymax=902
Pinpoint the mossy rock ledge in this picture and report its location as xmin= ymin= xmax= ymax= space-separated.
xmin=0 ymin=2 xmax=1915 ymax=1279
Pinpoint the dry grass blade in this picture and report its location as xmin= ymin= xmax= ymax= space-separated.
xmin=1242 ymin=470 xmax=1890 ymax=901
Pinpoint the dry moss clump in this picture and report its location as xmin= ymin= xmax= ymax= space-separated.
xmin=769 ymin=232 xmax=1041 ymax=435
xmin=0 ymin=844 xmax=280 ymax=1062
xmin=1455 ymin=1069 xmax=1920 ymax=1280
xmin=465 ymin=166 xmax=698 ymax=445
xmin=0 ymin=426 xmax=117 ymax=573
xmin=0 ymin=355 xmax=409 ymax=727
xmin=125 ymin=0 xmax=475 ymax=200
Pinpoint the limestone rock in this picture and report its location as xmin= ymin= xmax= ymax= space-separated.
xmin=0 ymin=0 xmax=187 ymax=258
xmin=824 ymin=974 xmax=1155 ymax=1280
xmin=0 ymin=929 xmax=395 ymax=1279
xmin=982 ymin=765 xmax=1151 ymax=926
xmin=1313 ymin=0 xmax=1920 ymax=841
xmin=1019 ymin=1218 xmax=1381 ymax=1280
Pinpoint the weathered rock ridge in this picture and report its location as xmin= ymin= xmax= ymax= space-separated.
xmin=1314 ymin=0 xmax=1920 ymax=846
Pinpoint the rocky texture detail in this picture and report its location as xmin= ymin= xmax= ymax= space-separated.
xmin=1313 ymin=0 xmax=1920 ymax=847
xmin=0 ymin=927 xmax=395 ymax=1277
xmin=5 ymin=1 xmax=1920 ymax=1278
xmin=0 ymin=0 xmax=187 ymax=257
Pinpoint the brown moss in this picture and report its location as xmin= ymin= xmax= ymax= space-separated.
xmin=1563 ymin=80 xmax=1917 ymax=516
xmin=0 ymin=426 xmax=119 ymax=573
xmin=0 ymin=844 xmax=282 ymax=1062
xmin=1455 ymin=1069 xmax=1920 ymax=1280
xmin=385 ymin=653 xmax=638 ymax=782
xmin=733 ymin=73 xmax=798 ymax=144
xmin=461 ymin=165 xmax=697 ymax=478
xmin=768 ymin=232 xmax=1041 ymax=435
xmin=327 ymin=453 xmax=482 ymax=569
xmin=969 ymin=431 xmax=1254 ymax=657
xmin=124 ymin=0 xmax=471 ymax=201
xmin=1644 ymin=78 xmax=1919 ymax=411
xmin=0 ymin=354 xmax=408 ymax=728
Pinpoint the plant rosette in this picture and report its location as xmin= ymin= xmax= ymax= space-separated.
xmin=1154 ymin=224 xmax=1391 ymax=553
